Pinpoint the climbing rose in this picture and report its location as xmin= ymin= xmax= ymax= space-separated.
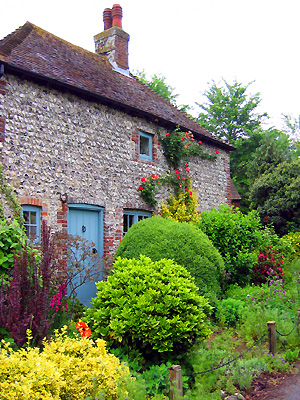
xmin=166 ymin=133 xmax=170 ymax=136
xmin=138 ymin=186 xmax=143 ymax=191
xmin=141 ymin=177 xmax=146 ymax=182
xmin=186 ymin=167 xmax=190 ymax=172
xmin=216 ymin=150 xmax=219 ymax=154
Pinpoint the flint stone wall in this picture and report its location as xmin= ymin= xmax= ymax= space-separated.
xmin=0 ymin=74 xmax=230 ymax=255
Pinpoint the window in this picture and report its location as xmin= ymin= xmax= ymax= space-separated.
xmin=123 ymin=210 xmax=151 ymax=236
xmin=22 ymin=205 xmax=41 ymax=241
xmin=139 ymin=131 xmax=153 ymax=161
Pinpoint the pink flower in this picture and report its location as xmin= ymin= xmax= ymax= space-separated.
xmin=216 ymin=150 xmax=219 ymax=154
xmin=189 ymin=191 xmax=192 ymax=196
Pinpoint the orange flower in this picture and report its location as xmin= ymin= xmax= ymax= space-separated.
xmin=76 ymin=320 xmax=91 ymax=338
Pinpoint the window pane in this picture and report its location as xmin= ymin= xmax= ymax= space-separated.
xmin=30 ymin=212 xmax=36 ymax=225
xmin=140 ymin=136 xmax=149 ymax=156
xmin=30 ymin=226 xmax=37 ymax=238
xmin=128 ymin=215 xmax=134 ymax=228
xmin=123 ymin=215 xmax=128 ymax=233
xmin=23 ymin=211 xmax=29 ymax=224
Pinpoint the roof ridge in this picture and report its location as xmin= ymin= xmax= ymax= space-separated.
xmin=0 ymin=22 xmax=34 ymax=58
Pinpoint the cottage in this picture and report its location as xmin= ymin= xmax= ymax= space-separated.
xmin=0 ymin=5 xmax=234 ymax=304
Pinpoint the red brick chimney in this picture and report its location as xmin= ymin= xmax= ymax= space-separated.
xmin=94 ymin=4 xmax=130 ymax=73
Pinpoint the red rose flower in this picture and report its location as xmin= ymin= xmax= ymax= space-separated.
xmin=175 ymin=170 xmax=179 ymax=174
xmin=216 ymin=150 xmax=219 ymax=154
xmin=186 ymin=167 xmax=190 ymax=172
xmin=138 ymin=186 xmax=143 ymax=191
xmin=166 ymin=132 xmax=170 ymax=136
xmin=198 ymin=141 xmax=202 ymax=144
xmin=141 ymin=177 xmax=146 ymax=182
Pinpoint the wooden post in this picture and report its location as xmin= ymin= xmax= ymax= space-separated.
xmin=267 ymin=320 xmax=277 ymax=355
xmin=169 ymin=365 xmax=183 ymax=400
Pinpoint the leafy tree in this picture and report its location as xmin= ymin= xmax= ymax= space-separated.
xmin=196 ymin=79 xmax=268 ymax=144
xmin=230 ymin=131 xmax=263 ymax=212
xmin=135 ymin=70 xmax=191 ymax=113
xmin=247 ymin=129 xmax=295 ymax=182
xmin=135 ymin=70 xmax=179 ymax=105
xmin=249 ymin=159 xmax=300 ymax=236
xmin=282 ymin=113 xmax=300 ymax=141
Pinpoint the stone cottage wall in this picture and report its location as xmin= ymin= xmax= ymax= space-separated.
xmin=0 ymin=73 xmax=230 ymax=255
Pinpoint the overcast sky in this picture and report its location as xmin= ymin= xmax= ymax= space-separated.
xmin=1 ymin=0 xmax=299 ymax=130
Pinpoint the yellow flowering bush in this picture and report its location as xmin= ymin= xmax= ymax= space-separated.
xmin=282 ymin=231 xmax=300 ymax=259
xmin=0 ymin=327 xmax=132 ymax=399
xmin=161 ymin=181 xmax=200 ymax=224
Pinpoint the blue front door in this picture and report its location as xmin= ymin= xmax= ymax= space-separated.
xmin=68 ymin=204 xmax=103 ymax=307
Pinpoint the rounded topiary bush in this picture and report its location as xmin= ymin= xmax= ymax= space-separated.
xmin=87 ymin=256 xmax=212 ymax=358
xmin=114 ymin=216 xmax=224 ymax=301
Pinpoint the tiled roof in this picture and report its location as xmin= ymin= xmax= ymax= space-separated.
xmin=0 ymin=22 xmax=232 ymax=150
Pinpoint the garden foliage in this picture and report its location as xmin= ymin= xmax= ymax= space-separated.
xmin=87 ymin=256 xmax=212 ymax=359
xmin=0 ymin=327 xmax=132 ymax=400
xmin=249 ymin=159 xmax=300 ymax=236
xmin=0 ymin=222 xmax=61 ymax=347
xmin=114 ymin=216 xmax=224 ymax=301
xmin=0 ymin=220 xmax=27 ymax=276
xmin=197 ymin=204 xmax=283 ymax=286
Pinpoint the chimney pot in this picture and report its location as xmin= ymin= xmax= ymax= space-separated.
xmin=112 ymin=4 xmax=122 ymax=28
xmin=103 ymin=8 xmax=112 ymax=30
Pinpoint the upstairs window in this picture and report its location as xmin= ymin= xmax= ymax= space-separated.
xmin=22 ymin=205 xmax=41 ymax=241
xmin=139 ymin=131 xmax=153 ymax=161
xmin=123 ymin=210 xmax=151 ymax=236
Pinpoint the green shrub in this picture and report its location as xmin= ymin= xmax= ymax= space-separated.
xmin=87 ymin=256 xmax=212 ymax=360
xmin=198 ymin=204 xmax=283 ymax=286
xmin=215 ymin=298 xmax=245 ymax=326
xmin=114 ymin=216 xmax=224 ymax=302
xmin=0 ymin=220 xmax=26 ymax=276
